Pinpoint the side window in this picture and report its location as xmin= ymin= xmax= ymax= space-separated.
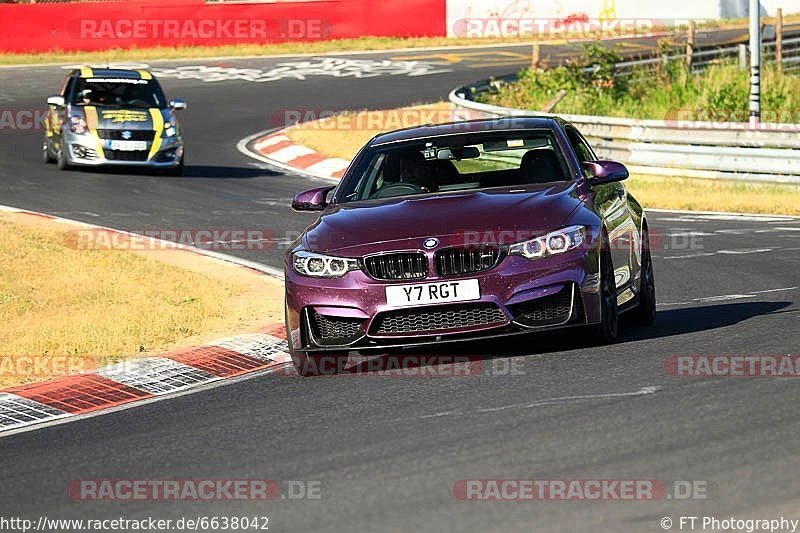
xmin=565 ymin=126 xmax=596 ymax=176
xmin=61 ymin=74 xmax=76 ymax=99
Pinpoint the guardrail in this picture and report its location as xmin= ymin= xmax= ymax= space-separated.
xmin=614 ymin=34 xmax=800 ymax=74
xmin=449 ymin=76 xmax=800 ymax=184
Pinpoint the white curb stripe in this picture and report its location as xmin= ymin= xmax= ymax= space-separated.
xmin=0 ymin=393 xmax=69 ymax=430
xmin=211 ymin=333 xmax=290 ymax=362
xmin=96 ymin=358 xmax=219 ymax=395
xmin=268 ymin=144 xmax=316 ymax=163
xmin=254 ymin=134 xmax=290 ymax=151
xmin=305 ymin=158 xmax=350 ymax=177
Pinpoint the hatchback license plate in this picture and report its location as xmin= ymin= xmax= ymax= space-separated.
xmin=107 ymin=140 xmax=147 ymax=151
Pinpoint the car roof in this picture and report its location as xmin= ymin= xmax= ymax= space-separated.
xmin=75 ymin=67 xmax=152 ymax=80
xmin=369 ymin=117 xmax=563 ymax=146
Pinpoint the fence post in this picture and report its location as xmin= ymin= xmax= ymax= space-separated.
xmin=686 ymin=21 xmax=696 ymax=68
xmin=739 ymin=44 xmax=748 ymax=70
xmin=776 ymin=7 xmax=783 ymax=73
xmin=532 ymin=44 xmax=541 ymax=69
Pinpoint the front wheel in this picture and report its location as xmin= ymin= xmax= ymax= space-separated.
xmin=631 ymin=228 xmax=656 ymax=326
xmin=56 ymin=138 xmax=71 ymax=171
xmin=43 ymin=141 xmax=56 ymax=164
xmin=588 ymin=238 xmax=619 ymax=344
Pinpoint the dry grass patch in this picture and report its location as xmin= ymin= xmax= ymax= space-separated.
xmin=0 ymin=212 xmax=284 ymax=387
xmin=627 ymin=175 xmax=800 ymax=216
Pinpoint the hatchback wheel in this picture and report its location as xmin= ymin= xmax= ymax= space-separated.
xmin=43 ymin=141 xmax=56 ymax=164
xmin=56 ymin=138 xmax=71 ymax=171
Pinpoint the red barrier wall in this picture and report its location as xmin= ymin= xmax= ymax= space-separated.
xmin=0 ymin=0 xmax=446 ymax=53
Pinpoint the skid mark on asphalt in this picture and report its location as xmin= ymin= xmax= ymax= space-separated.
xmin=395 ymin=386 xmax=662 ymax=422
xmin=653 ymin=215 xmax=798 ymax=223
xmin=659 ymin=287 xmax=799 ymax=307
xmin=663 ymin=246 xmax=800 ymax=260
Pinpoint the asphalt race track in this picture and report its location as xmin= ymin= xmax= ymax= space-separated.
xmin=1 ymin=32 xmax=799 ymax=532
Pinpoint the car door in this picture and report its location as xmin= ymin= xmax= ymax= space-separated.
xmin=564 ymin=125 xmax=637 ymax=298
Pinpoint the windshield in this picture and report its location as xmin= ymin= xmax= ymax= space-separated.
xmin=338 ymin=130 xmax=570 ymax=203
xmin=70 ymin=78 xmax=166 ymax=109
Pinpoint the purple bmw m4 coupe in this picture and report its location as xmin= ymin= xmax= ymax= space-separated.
xmin=285 ymin=117 xmax=655 ymax=376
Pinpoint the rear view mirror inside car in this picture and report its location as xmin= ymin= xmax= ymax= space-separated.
xmin=436 ymin=146 xmax=480 ymax=160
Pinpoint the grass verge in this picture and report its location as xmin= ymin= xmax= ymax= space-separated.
xmin=284 ymin=103 xmax=800 ymax=216
xmin=0 ymin=211 xmax=284 ymax=388
xmin=0 ymin=36 xmax=541 ymax=66
xmin=481 ymin=45 xmax=800 ymax=122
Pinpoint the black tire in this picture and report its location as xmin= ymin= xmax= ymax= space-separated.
xmin=43 ymin=141 xmax=56 ymax=164
xmin=589 ymin=235 xmax=619 ymax=344
xmin=631 ymin=228 xmax=656 ymax=326
xmin=56 ymin=138 xmax=71 ymax=171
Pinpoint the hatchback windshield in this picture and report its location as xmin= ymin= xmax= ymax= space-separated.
xmin=71 ymin=78 xmax=166 ymax=109
xmin=338 ymin=130 xmax=570 ymax=203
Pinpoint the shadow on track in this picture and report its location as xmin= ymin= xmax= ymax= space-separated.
xmin=315 ymin=301 xmax=793 ymax=377
xmin=56 ymin=164 xmax=279 ymax=179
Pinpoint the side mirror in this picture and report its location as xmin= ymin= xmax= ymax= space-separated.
xmin=292 ymin=186 xmax=335 ymax=212
xmin=47 ymin=95 xmax=65 ymax=107
xmin=169 ymin=98 xmax=187 ymax=111
xmin=583 ymin=160 xmax=629 ymax=185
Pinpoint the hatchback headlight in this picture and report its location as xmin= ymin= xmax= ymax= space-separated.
xmin=509 ymin=225 xmax=586 ymax=259
xmin=163 ymin=121 xmax=177 ymax=138
xmin=292 ymin=251 xmax=359 ymax=278
xmin=69 ymin=115 xmax=88 ymax=134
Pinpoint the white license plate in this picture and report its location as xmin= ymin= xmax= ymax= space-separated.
xmin=106 ymin=140 xmax=147 ymax=151
xmin=386 ymin=279 xmax=480 ymax=308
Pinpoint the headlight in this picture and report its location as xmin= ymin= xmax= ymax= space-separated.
xmin=509 ymin=225 xmax=586 ymax=259
xmin=69 ymin=115 xmax=87 ymax=134
xmin=163 ymin=121 xmax=177 ymax=138
xmin=292 ymin=251 xmax=359 ymax=278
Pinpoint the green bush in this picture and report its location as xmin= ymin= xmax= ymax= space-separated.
xmin=481 ymin=44 xmax=800 ymax=123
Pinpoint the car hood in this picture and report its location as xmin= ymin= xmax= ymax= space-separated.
xmin=304 ymin=182 xmax=584 ymax=255
xmin=81 ymin=105 xmax=166 ymax=130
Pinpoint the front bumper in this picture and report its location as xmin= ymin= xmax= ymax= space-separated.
xmin=285 ymin=236 xmax=603 ymax=354
xmin=61 ymin=131 xmax=183 ymax=168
